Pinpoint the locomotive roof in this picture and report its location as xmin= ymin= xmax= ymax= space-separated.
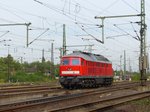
xmin=63 ymin=51 xmax=111 ymax=63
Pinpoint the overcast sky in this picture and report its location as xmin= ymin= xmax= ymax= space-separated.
xmin=0 ymin=0 xmax=149 ymax=71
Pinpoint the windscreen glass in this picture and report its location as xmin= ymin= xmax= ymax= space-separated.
xmin=62 ymin=59 xmax=70 ymax=65
xmin=72 ymin=58 xmax=80 ymax=65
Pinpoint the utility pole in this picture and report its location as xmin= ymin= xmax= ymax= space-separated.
xmin=26 ymin=23 xmax=31 ymax=47
xmin=51 ymin=43 xmax=54 ymax=64
xmin=124 ymin=50 xmax=126 ymax=75
xmin=51 ymin=43 xmax=54 ymax=77
xmin=62 ymin=24 xmax=66 ymax=56
xmin=42 ymin=49 xmax=45 ymax=63
xmin=140 ymin=0 xmax=147 ymax=85
xmin=7 ymin=54 xmax=10 ymax=82
xmin=120 ymin=55 xmax=122 ymax=75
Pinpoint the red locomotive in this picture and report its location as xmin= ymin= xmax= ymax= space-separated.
xmin=59 ymin=51 xmax=113 ymax=89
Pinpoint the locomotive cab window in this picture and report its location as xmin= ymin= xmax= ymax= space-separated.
xmin=72 ymin=58 xmax=80 ymax=65
xmin=62 ymin=59 xmax=70 ymax=65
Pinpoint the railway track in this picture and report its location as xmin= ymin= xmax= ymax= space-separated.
xmin=0 ymin=81 xmax=133 ymax=92
xmin=51 ymin=90 xmax=150 ymax=112
xmin=0 ymin=83 xmax=62 ymax=104
xmin=0 ymin=81 xmax=146 ymax=112
xmin=0 ymin=88 xmax=63 ymax=105
xmin=0 ymin=81 xmax=139 ymax=105
xmin=0 ymin=86 xmax=61 ymax=95
xmin=0 ymin=85 xmax=60 ymax=92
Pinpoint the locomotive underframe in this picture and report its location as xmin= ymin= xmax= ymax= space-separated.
xmin=59 ymin=76 xmax=113 ymax=89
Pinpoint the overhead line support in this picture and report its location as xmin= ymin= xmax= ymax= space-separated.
xmin=95 ymin=0 xmax=148 ymax=86
xmin=95 ymin=14 xmax=141 ymax=19
xmin=95 ymin=14 xmax=141 ymax=44
xmin=140 ymin=0 xmax=147 ymax=86
xmin=66 ymin=44 xmax=94 ymax=47
xmin=62 ymin=24 xmax=66 ymax=56
xmin=0 ymin=23 xmax=31 ymax=47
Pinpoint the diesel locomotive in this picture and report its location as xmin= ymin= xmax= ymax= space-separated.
xmin=59 ymin=51 xmax=113 ymax=89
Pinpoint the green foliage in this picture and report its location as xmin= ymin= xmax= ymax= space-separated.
xmin=0 ymin=79 xmax=5 ymax=83
xmin=131 ymin=72 xmax=140 ymax=81
xmin=10 ymin=72 xmax=52 ymax=83
xmin=54 ymin=64 xmax=60 ymax=77
xmin=0 ymin=54 xmax=60 ymax=83
xmin=131 ymin=98 xmax=150 ymax=105
xmin=0 ymin=73 xmax=7 ymax=82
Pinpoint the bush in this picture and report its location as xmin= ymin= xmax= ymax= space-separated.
xmin=10 ymin=72 xmax=51 ymax=83
xmin=0 ymin=79 xmax=5 ymax=83
xmin=0 ymin=73 xmax=7 ymax=82
xmin=131 ymin=72 xmax=140 ymax=81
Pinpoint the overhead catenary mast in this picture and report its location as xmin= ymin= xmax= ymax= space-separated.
xmin=62 ymin=24 xmax=67 ymax=56
xmin=0 ymin=23 xmax=31 ymax=47
xmin=95 ymin=0 xmax=148 ymax=86
xmin=42 ymin=49 xmax=45 ymax=63
xmin=140 ymin=0 xmax=147 ymax=85
xmin=51 ymin=43 xmax=54 ymax=77
xmin=124 ymin=50 xmax=126 ymax=76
